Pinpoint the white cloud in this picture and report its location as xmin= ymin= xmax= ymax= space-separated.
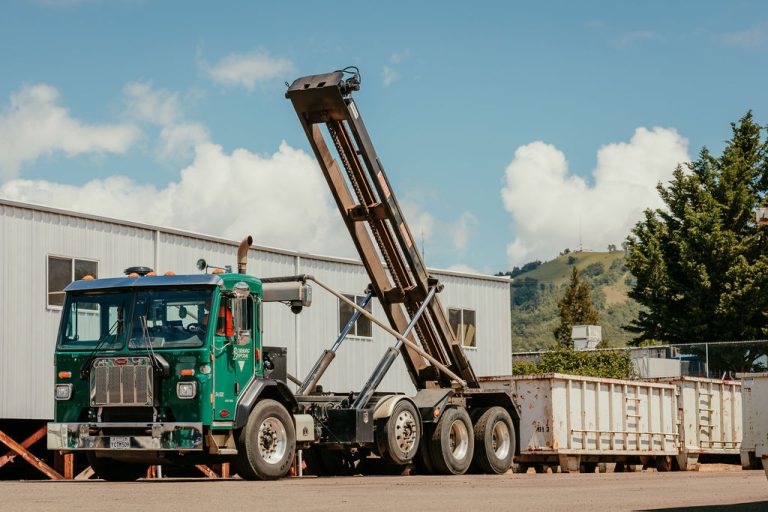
xmin=383 ymin=66 xmax=398 ymax=87
xmin=383 ymin=51 xmax=409 ymax=86
xmin=722 ymin=22 xmax=768 ymax=48
xmin=0 ymin=84 xmax=139 ymax=180
xmin=616 ymin=30 xmax=659 ymax=47
xmin=501 ymin=127 xmax=690 ymax=266
xmin=123 ymin=82 xmax=209 ymax=161
xmin=200 ymin=50 xmax=295 ymax=91
xmin=0 ymin=142 xmax=353 ymax=257
xmin=401 ymin=199 xmax=478 ymax=264
xmin=391 ymin=50 xmax=410 ymax=64
xmin=452 ymin=212 xmax=478 ymax=252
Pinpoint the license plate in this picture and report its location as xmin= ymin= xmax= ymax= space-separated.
xmin=110 ymin=436 xmax=131 ymax=450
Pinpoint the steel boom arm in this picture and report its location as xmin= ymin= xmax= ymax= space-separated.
xmin=286 ymin=70 xmax=478 ymax=389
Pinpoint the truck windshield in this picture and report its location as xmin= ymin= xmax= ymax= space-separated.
xmin=58 ymin=291 xmax=132 ymax=351
xmin=128 ymin=288 xmax=212 ymax=349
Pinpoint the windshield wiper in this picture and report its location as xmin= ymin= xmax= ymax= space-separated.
xmin=79 ymin=320 xmax=119 ymax=380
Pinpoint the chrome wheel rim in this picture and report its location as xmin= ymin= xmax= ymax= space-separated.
xmin=258 ymin=417 xmax=287 ymax=464
xmin=491 ymin=420 xmax=511 ymax=459
xmin=449 ymin=419 xmax=469 ymax=460
xmin=394 ymin=409 xmax=418 ymax=456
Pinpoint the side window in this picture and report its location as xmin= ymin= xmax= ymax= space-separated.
xmin=215 ymin=299 xmax=235 ymax=337
xmin=448 ymin=308 xmax=477 ymax=348
xmin=339 ymin=293 xmax=373 ymax=338
xmin=48 ymin=256 xmax=99 ymax=307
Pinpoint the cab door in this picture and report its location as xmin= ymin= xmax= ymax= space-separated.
xmin=212 ymin=291 xmax=256 ymax=420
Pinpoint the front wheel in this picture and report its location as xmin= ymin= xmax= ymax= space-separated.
xmin=235 ymin=399 xmax=296 ymax=480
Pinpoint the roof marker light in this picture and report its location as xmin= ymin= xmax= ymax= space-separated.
xmin=180 ymin=369 xmax=195 ymax=376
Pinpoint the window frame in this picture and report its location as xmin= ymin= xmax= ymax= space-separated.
xmin=448 ymin=307 xmax=477 ymax=349
xmin=338 ymin=293 xmax=374 ymax=340
xmin=47 ymin=254 xmax=100 ymax=311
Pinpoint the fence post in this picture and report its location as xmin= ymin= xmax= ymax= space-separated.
xmin=705 ymin=343 xmax=709 ymax=377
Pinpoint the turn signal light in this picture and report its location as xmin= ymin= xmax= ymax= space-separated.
xmin=58 ymin=371 xmax=72 ymax=379
xmin=180 ymin=369 xmax=195 ymax=376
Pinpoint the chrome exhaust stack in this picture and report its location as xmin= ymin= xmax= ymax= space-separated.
xmin=237 ymin=236 xmax=253 ymax=274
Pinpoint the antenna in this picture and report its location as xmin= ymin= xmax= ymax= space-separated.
xmin=421 ymin=228 xmax=426 ymax=263
xmin=578 ymin=215 xmax=583 ymax=252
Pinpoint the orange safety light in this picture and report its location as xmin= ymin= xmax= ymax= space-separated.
xmin=128 ymin=272 xmax=139 ymax=278
xmin=81 ymin=275 xmax=95 ymax=280
xmin=58 ymin=371 xmax=72 ymax=379
xmin=180 ymin=369 xmax=195 ymax=377
xmin=146 ymin=271 xmax=157 ymax=276
xmin=164 ymin=271 xmax=176 ymax=276
xmin=212 ymin=268 xmax=225 ymax=275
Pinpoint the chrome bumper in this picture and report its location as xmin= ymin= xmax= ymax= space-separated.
xmin=47 ymin=422 xmax=204 ymax=451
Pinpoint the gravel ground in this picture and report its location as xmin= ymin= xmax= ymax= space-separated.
xmin=1 ymin=470 xmax=767 ymax=512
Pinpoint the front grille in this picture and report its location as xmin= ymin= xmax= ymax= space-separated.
xmin=90 ymin=357 xmax=154 ymax=407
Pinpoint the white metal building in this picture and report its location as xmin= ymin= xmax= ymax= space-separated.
xmin=0 ymin=198 xmax=512 ymax=420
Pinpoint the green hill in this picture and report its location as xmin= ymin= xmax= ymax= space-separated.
xmin=507 ymin=251 xmax=642 ymax=351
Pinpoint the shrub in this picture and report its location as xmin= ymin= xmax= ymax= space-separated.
xmin=512 ymin=347 xmax=635 ymax=379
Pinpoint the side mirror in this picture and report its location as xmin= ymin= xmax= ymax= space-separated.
xmin=232 ymin=282 xmax=251 ymax=345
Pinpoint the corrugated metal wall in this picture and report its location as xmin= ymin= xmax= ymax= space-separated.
xmin=0 ymin=200 xmax=511 ymax=419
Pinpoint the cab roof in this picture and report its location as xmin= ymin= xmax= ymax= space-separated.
xmin=64 ymin=274 xmax=225 ymax=292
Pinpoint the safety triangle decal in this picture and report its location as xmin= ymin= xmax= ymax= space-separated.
xmin=238 ymin=361 xmax=245 ymax=371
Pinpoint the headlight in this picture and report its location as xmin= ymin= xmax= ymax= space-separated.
xmin=176 ymin=381 xmax=197 ymax=400
xmin=55 ymin=384 xmax=72 ymax=401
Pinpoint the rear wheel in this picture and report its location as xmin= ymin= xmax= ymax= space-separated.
xmin=235 ymin=399 xmax=295 ymax=480
xmin=87 ymin=454 xmax=147 ymax=482
xmin=429 ymin=407 xmax=474 ymax=475
xmin=376 ymin=400 xmax=421 ymax=466
xmin=413 ymin=424 xmax=436 ymax=475
xmin=471 ymin=407 xmax=515 ymax=474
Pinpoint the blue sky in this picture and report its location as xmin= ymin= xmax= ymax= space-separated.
xmin=1 ymin=1 xmax=767 ymax=273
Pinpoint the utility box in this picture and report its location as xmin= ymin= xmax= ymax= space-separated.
xmin=572 ymin=325 xmax=602 ymax=351
xmin=633 ymin=357 xmax=682 ymax=379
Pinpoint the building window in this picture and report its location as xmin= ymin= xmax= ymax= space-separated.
xmin=449 ymin=308 xmax=476 ymax=348
xmin=339 ymin=294 xmax=373 ymax=338
xmin=47 ymin=256 xmax=99 ymax=307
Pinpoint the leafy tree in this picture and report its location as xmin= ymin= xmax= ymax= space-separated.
xmin=553 ymin=266 xmax=600 ymax=345
xmin=625 ymin=112 xmax=768 ymax=372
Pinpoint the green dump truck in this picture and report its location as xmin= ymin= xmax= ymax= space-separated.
xmin=47 ymin=69 xmax=519 ymax=480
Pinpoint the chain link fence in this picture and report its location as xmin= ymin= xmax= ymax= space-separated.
xmin=512 ymin=340 xmax=768 ymax=380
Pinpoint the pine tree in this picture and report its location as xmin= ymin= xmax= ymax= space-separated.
xmin=554 ymin=266 xmax=600 ymax=346
xmin=625 ymin=112 xmax=768 ymax=372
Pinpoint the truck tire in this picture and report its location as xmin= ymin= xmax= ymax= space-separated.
xmin=413 ymin=424 xmax=436 ymax=475
xmin=471 ymin=406 xmax=515 ymax=474
xmin=429 ymin=407 xmax=474 ymax=475
xmin=376 ymin=399 xmax=421 ymax=465
xmin=235 ymin=399 xmax=295 ymax=480
xmin=86 ymin=453 xmax=147 ymax=482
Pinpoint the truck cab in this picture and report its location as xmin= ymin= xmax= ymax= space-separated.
xmin=47 ymin=264 xmax=313 ymax=481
